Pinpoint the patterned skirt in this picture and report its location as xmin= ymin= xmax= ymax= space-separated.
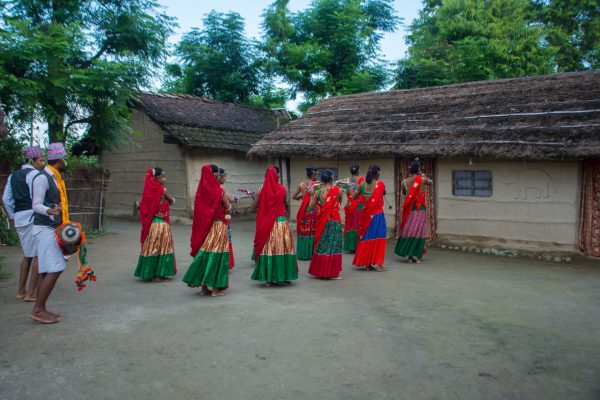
xmin=135 ymin=217 xmax=176 ymax=280
xmin=309 ymin=220 xmax=343 ymax=278
xmin=343 ymin=206 xmax=362 ymax=252
xmin=352 ymin=212 xmax=387 ymax=267
xmin=183 ymin=220 xmax=231 ymax=289
xmin=252 ymin=216 xmax=298 ymax=283
xmin=297 ymin=207 xmax=317 ymax=260
xmin=395 ymin=206 xmax=428 ymax=258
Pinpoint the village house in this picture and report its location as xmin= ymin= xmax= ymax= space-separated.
xmin=248 ymin=71 xmax=600 ymax=257
xmin=101 ymin=92 xmax=283 ymax=219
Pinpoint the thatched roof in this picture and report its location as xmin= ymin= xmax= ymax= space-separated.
xmin=248 ymin=71 xmax=600 ymax=160
xmin=138 ymin=92 xmax=277 ymax=152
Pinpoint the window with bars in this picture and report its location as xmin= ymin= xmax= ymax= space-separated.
xmin=452 ymin=170 xmax=493 ymax=197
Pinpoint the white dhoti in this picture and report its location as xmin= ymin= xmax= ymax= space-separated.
xmin=34 ymin=226 xmax=66 ymax=273
xmin=16 ymin=223 xmax=36 ymax=258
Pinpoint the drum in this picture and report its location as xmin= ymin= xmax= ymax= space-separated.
xmin=56 ymin=223 xmax=83 ymax=255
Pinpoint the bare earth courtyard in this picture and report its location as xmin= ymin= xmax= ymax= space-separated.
xmin=0 ymin=218 xmax=599 ymax=400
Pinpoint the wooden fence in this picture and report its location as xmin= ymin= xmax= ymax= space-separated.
xmin=1 ymin=167 xmax=111 ymax=231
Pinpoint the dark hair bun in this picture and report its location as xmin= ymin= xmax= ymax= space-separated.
xmin=350 ymin=164 xmax=360 ymax=175
xmin=365 ymin=164 xmax=381 ymax=183
xmin=306 ymin=166 xmax=315 ymax=178
xmin=320 ymin=169 xmax=333 ymax=183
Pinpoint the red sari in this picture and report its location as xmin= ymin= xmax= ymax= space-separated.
xmin=309 ymin=186 xmax=343 ymax=278
xmin=190 ymin=165 xmax=224 ymax=257
xmin=253 ymin=166 xmax=287 ymax=258
xmin=352 ymin=180 xmax=387 ymax=267
xmin=139 ymin=169 xmax=165 ymax=244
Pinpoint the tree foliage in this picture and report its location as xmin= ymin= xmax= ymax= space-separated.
xmin=0 ymin=0 xmax=175 ymax=147
xmin=395 ymin=0 xmax=555 ymax=89
xmin=530 ymin=0 xmax=600 ymax=71
xmin=263 ymin=0 xmax=400 ymax=108
xmin=165 ymin=11 xmax=262 ymax=104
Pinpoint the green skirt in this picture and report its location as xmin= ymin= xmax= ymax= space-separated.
xmin=252 ymin=216 xmax=298 ymax=283
xmin=135 ymin=218 xmax=176 ymax=280
xmin=343 ymin=231 xmax=358 ymax=252
xmin=183 ymin=250 xmax=229 ymax=289
xmin=296 ymin=236 xmax=314 ymax=260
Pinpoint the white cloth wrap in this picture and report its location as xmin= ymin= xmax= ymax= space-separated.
xmin=16 ymin=223 xmax=36 ymax=258
xmin=35 ymin=226 xmax=66 ymax=273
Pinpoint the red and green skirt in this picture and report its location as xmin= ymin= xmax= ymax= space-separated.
xmin=395 ymin=205 xmax=428 ymax=258
xmin=352 ymin=212 xmax=387 ymax=267
xmin=252 ymin=217 xmax=298 ymax=283
xmin=343 ymin=204 xmax=363 ymax=252
xmin=135 ymin=217 xmax=176 ymax=279
xmin=183 ymin=220 xmax=231 ymax=289
xmin=308 ymin=220 xmax=343 ymax=278
xmin=297 ymin=207 xmax=316 ymax=260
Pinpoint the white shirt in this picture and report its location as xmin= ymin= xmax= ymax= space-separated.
xmin=32 ymin=166 xmax=59 ymax=234
xmin=2 ymin=164 xmax=37 ymax=228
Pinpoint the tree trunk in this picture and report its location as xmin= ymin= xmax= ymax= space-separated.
xmin=46 ymin=0 xmax=67 ymax=144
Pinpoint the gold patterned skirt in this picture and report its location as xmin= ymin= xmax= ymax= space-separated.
xmin=135 ymin=217 xmax=176 ymax=279
xmin=251 ymin=216 xmax=298 ymax=283
xmin=183 ymin=220 xmax=231 ymax=289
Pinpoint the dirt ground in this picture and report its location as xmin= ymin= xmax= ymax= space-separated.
xmin=0 ymin=218 xmax=599 ymax=400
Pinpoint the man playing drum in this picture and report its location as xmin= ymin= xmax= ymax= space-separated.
xmin=30 ymin=143 xmax=69 ymax=324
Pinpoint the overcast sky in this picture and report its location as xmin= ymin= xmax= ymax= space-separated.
xmin=158 ymin=0 xmax=422 ymax=65
xmin=156 ymin=0 xmax=423 ymax=110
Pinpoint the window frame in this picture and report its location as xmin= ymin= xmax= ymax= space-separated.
xmin=452 ymin=170 xmax=493 ymax=197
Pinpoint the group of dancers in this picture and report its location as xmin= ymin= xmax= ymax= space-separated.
xmin=3 ymin=144 xmax=433 ymax=321
xmin=134 ymin=161 xmax=433 ymax=296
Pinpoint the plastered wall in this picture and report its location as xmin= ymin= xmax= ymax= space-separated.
xmin=436 ymin=159 xmax=581 ymax=249
xmin=100 ymin=110 xmax=189 ymax=218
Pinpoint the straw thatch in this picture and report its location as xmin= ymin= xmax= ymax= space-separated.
xmin=138 ymin=92 xmax=277 ymax=152
xmin=249 ymin=71 xmax=600 ymax=160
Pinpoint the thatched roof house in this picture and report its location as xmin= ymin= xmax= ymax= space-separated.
xmin=101 ymin=93 xmax=282 ymax=219
xmin=249 ymin=71 xmax=600 ymax=257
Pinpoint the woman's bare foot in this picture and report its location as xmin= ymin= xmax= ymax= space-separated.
xmin=265 ymin=283 xmax=272 ymax=287
xmin=153 ymin=277 xmax=170 ymax=282
xmin=201 ymin=285 xmax=212 ymax=296
xmin=211 ymin=289 xmax=227 ymax=297
xmin=30 ymin=310 xmax=59 ymax=324
xmin=366 ymin=265 xmax=376 ymax=271
xmin=282 ymin=281 xmax=292 ymax=286
xmin=330 ymin=276 xmax=343 ymax=280
xmin=415 ymin=259 xmax=424 ymax=264
xmin=376 ymin=265 xmax=388 ymax=272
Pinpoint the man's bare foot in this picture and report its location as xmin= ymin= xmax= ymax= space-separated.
xmin=30 ymin=311 xmax=58 ymax=324
xmin=201 ymin=285 xmax=212 ymax=296
xmin=211 ymin=289 xmax=227 ymax=297
xmin=48 ymin=311 xmax=63 ymax=319
xmin=24 ymin=293 xmax=37 ymax=302
xmin=16 ymin=293 xmax=26 ymax=300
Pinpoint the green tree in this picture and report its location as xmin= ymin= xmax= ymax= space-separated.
xmin=263 ymin=0 xmax=399 ymax=109
xmin=395 ymin=0 xmax=555 ymax=89
xmin=165 ymin=11 xmax=261 ymax=104
xmin=0 ymin=0 xmax=175 ymax=147
xmin=530 ymin=0 xmax=600 ymax=71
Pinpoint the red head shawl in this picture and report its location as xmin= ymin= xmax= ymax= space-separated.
xmin=253 ymin=166 xmax=287 ymax=258
xmin=190 ymin=165 xmax=224 ymax=257
xmin=139 ymin=168 xmax=165 ymax=244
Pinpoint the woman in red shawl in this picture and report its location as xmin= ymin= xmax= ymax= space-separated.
xmin=343 ymin=164 xmax=365 ymax=252
xmin=135 ymin=168 xmax=176 ymax=282
xmin=395 ymin=160 xmax=433 ymax=263
xmin=308 ymin=170 xmax=344 ymax=279
xmin=292 ymin=166 xmax=318 ymax=260
xmin=183 ymin=165 xmax=233 ymax=297
xmin=352 ymin=165 xmax=388 ymax=272
xmin=251 ymin=166 xmax=298 ymax=286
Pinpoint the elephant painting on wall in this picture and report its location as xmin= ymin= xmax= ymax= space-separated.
xmin=500 ymin=168 xmax=558 ymax=200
